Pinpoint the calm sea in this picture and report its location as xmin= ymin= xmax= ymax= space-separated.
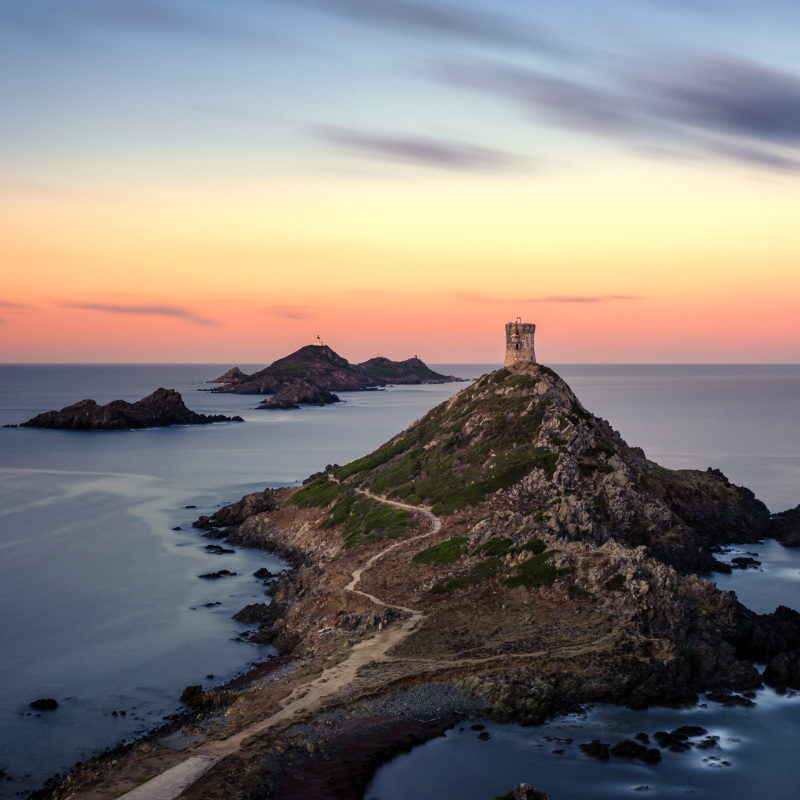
xmin=0 ymin=363 xmax=798 ymax=799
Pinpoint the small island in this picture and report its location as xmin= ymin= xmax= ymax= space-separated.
xmin=20 ymin=387 xmax=243 ymax=431
xmin=211 ymin=337 xmax=462 ymax=409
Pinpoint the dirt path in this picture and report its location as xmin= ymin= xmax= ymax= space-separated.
xmin=119 ymin=492 xmax=442 ymax=799
xmin=118 ymin=489 xmax=613 ymax=799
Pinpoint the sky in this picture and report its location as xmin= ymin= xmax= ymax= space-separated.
xmin=1 ymin=0 xmax=799 ymax=364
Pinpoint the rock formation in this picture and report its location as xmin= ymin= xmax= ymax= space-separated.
xmin=210 ymin=367 xmax=251 ymax=384
xmin=20 ymin=388 xmax=243 ymax=430
xmin=212 ymin=344 xmax=461 ymax=408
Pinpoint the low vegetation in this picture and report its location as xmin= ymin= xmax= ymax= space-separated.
xmin=335 ymin=368 xmax=565 ymax=515
xmin=287 ymin=477 xmax=417 ymax=549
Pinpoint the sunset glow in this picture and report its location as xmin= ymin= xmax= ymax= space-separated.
xmin=2 ymin=0 xmax=799 ymax=363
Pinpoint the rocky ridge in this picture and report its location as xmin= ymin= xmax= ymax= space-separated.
xmin=20 ymin=388 xmax=243 ymax=431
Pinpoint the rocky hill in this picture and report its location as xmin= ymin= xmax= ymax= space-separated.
xmin=202 ymin=362 xmax=794 ymax=713
xmin=212 ymin=344 xmax=460 ymax=408
xmin=20 ymin=388 xmax=243 ymax=430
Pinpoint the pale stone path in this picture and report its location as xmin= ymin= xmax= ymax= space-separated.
xmin=120 ymin=491 xmax=442 ymax=799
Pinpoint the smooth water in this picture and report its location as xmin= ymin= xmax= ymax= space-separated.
xmin=367 ymin=688 xmax=800 ymax=800
xmin=0 ymin=364 xmax=476 ymax=797
xmin=0 ymin=363 xmax=798 ymax=798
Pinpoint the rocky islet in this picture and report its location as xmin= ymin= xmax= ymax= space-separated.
xmin=20 ymin=388 xmax=243 ymax=431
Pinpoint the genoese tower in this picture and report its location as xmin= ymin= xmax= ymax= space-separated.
xmin=504 ymin=318 xmax=536 ymax=367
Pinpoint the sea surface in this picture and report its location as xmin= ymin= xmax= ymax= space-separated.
xmin=0 ymin=363 xmax=798 ymax=799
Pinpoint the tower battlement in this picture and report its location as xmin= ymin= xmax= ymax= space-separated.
xmin=504 ymin=318 xmax=536 ymax=367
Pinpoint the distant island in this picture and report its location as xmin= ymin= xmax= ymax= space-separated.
xmin=20 ymin=388 xmax=243 ymax=431
xmin=211 ymin=338 xmax=462 ymax=409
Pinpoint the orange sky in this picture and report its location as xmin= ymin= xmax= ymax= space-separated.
xmin=2 ymin=1 xmax=799 ymax=363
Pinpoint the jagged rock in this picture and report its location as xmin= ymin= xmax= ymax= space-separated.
xmin=730 ymin=556 xmax=760 ymax=569
xmin=29 ymin=698 xmax=58 ymax=711
xmin=580 ymin=740 xmax=610 ymax=760
xmin=770 ymin=505 xmax=800 ymax=547
xmin=705 ymin=692 xmax=756 ymax=707
xmin=303 ymin=464 xmax=341 ymax=485
xmin=193 ymin=488 xmax=283 ymax=529
xmin=253 ymin=567 xmax=273 ymax=579
xmin=257 ymin=380 xmax=340 ymax=409
xmin=20 ymin=388 xmax=243 ymax=430
xmin=610 ymin=739 xmax=647 ymax=759
xmin=198 ymin=570 xmax=236 ymax=579
xmin=205 ymin=544 xmax=235 ymax=554
xmin=232 ymin=603 xmax=274 ymax=624
xmin=763 ymin=651 xmax=800 ymax=691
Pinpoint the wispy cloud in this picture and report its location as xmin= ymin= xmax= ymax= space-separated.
xmin=264 ymin=305 xmax=313 ymax=320
xmin=0 ymin=300 xmax=35 ymax=310
xmin=63 ymin=302 xmax=219 ymax=327
xmin=287 ymin=0 xmax=564 ymax=54
xmin=437 ymin=53 xmax=800 ymax=173
xmin=316 ymin=126 xmax=526 ymax=171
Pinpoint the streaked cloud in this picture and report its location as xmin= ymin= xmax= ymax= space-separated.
xmin=316 ymin=126 xmax=525 ymax=171
xmin=0 ymin=300 xmax=35 ymax=310
xmin=644 ymin=57 xmax=800 ymax=144
xmin=63 ymin=302 xmax=219 ymax=327
xmin=438 ymin=54 xmax=800 ymax=173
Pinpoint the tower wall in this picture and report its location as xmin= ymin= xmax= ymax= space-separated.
xmin=504 ymin=321 xmax=536 ymax=367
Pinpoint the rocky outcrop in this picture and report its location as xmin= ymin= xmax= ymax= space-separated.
xmin=769 ymin=504 xmax=800 ymax=547
xmin=29 ymin=699 xmax=58 ymax=711
xmin=257 ymin=381 xmax=340 ymax=410
xmin=20 ymin=388 xmax=243 ymax=430
xmin=210 ymin=367 xmax=251 ymax=384
xmin=192 ymin=488 xmax=285 ymax=530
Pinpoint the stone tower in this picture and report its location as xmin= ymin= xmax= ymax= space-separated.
xmin=504 ymin=318 xmax=536 ymax=367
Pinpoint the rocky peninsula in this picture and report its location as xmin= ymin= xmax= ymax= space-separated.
xmin=211 ymin=343 xmax=461 ymax=408
xmin=20 ymin=388 xmax=243 ymax=431
xmin=34 ymin=364 xmax=800 ymax=800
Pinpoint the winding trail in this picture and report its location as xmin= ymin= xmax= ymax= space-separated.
xmin=120 ymin=490 xmax=443 ymax=799
xmin=116 ymin=488 xmax=614 ymax=799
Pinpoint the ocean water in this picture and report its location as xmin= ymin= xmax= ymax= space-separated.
xmin=0 ymin=363 xmax=798 ymax=798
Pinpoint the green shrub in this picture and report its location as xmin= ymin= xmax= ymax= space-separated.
xmin=286 ymin=477 xmax=342 ymax=508
xmin=412 ymin=536 xmax=468 ymax=565
xmin=505 ymin=552 xmax=572 ymax=589
xmin=604 ymin=574 xmax=626 ymax=592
